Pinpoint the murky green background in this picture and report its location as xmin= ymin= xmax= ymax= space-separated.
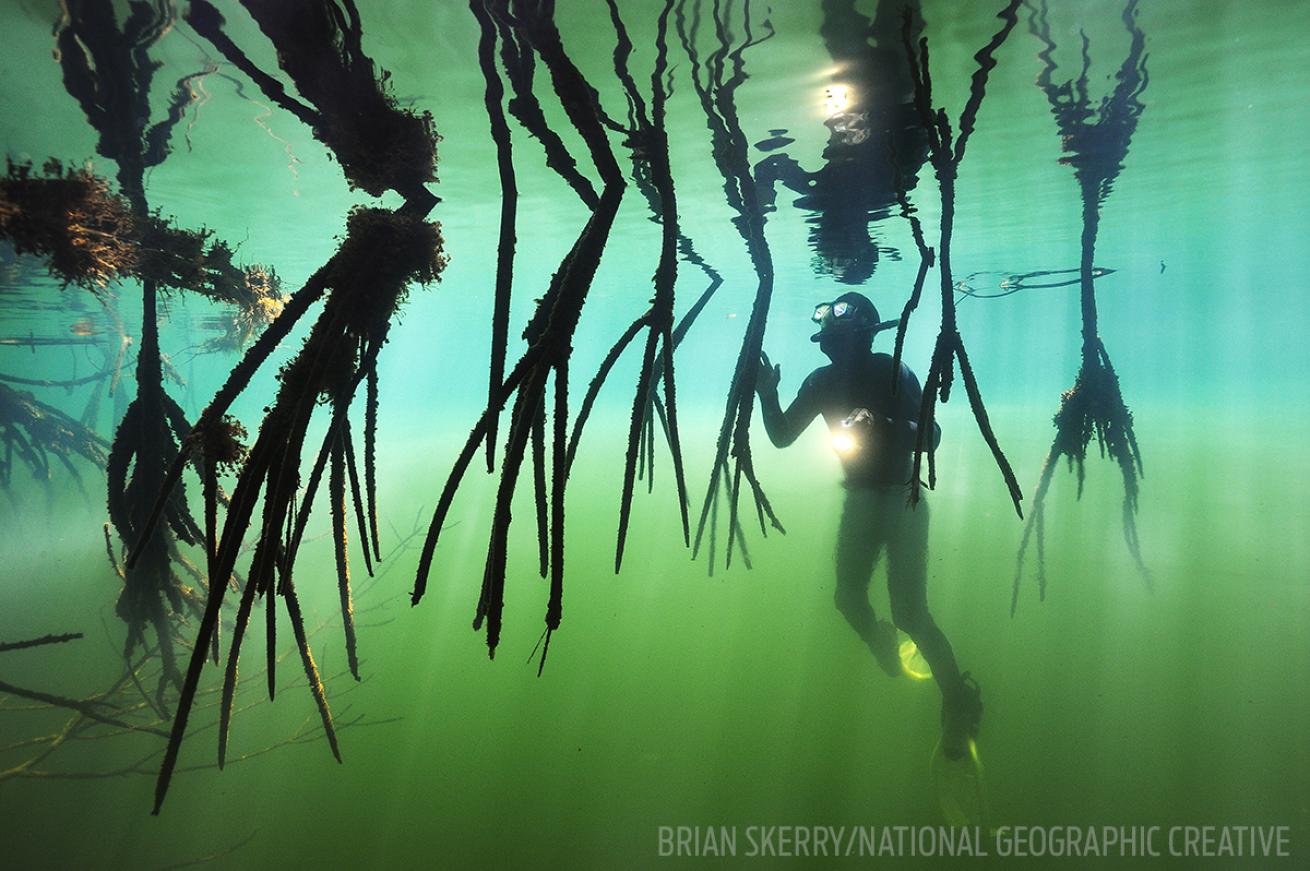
xmin=1 ymin=0 xmax=1307 ymax=867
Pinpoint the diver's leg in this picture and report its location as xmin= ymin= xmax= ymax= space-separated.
xmin=885 ymin=495 xmax=980 ymax=757
xmin=834 ymin=488 xmax=900 ymax=676
xmin=886 ymin=497 xmax=961 ymax=692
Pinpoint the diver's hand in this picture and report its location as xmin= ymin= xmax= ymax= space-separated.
xmin=756 ymin=351 xmax=781 ymax=395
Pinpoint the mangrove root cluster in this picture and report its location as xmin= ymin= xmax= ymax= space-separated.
xmin=1013 ymin=0 xmax=1150 ymax=612
xmin=109 ymin=0 xmax=448 ymax=815
xmin=896 ymin=0 xmax=1025 ymax=516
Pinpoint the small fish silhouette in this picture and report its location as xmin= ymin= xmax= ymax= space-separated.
xmin=69 ymin=319 xmax=98 ymax=336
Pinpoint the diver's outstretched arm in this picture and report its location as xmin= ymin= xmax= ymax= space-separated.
xmin=755 ymin=353 xmax=821 ymax=448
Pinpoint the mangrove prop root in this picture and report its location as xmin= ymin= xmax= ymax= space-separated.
xmin=341 ymin=412 xmax=374 ymax=579
xmin=607 ymin=0 xmax=691 ymax=570
xmin=900 ymin=0 xmax=1024 ymax=517
xmin=531 ymin=359 xmax=571 ymax=674
xmin=363 ymin=364 xmax=381 ymax=561
xmin=414 ymin=0 xmax=627 ymax=662
xmin=151 ymin=0 xmax=444 ymax=812
xmin=0 ymin=678 xmax=167 ymax=736
xmin=330 ymin=420 xmax=361 ymax=679
xmin=888 ymin=149 xmax=935 ymax=386
xmin=472 ymin=0 xmax=518 ymax=475
xmin=0 ymin=382 xmax=108 ymax=485
xmin=1013 ymin=0 xmax=1150 ymax=611
xmin=0 ymin=633 xmax=84 ymax=653
xmin=677 ymin=0 xmax=785 ymax=574
xmin=531 ymin=399 xmax=549 ymax=578
xmin=189 ymin=0 xmax=437 ymax=199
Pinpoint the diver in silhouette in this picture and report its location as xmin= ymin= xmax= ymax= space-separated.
xmin=755 ymin=291 xmax=981 ymax=759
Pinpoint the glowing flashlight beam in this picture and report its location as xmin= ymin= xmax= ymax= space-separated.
xmin=831 ymin=431 xmax=857 ymax=454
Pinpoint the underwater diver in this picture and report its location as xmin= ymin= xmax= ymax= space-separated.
xmin=755 ymin=291 xmax=981 ymax=759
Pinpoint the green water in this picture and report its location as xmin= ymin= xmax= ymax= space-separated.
xmin=2 ymin=0 xmax=1308 ymax=868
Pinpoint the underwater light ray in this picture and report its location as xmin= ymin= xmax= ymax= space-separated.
xmin=411 ymin=349 xmax=543 ymax=603
xmin=1013 ymin=0 xmax=1150 ymax=612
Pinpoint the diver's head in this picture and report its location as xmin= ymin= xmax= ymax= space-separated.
xmin=811 ymin=291 xmax=888 ymax=360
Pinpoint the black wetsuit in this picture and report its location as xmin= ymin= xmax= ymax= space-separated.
xmin=757 ymin=350 xmax=964 ymax=702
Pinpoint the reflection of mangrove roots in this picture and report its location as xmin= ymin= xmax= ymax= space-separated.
xmin=187 ymin=0 xmax=438 ymax=201
xmin=888 ymin=149 xmax=935 ymax=384
xmin=27 ymin=1 xmax=290 ymax=696
xmin=900 ymin=1 xmax=1024 ymax=516
xmin=54 ymin=4 xmax=193 ymax=689
xmin=1013 ymin=0 xmax=1149 ymax=612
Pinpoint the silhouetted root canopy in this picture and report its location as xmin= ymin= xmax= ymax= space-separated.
xmin=153 ymin=204 xmax=442 ymax=812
